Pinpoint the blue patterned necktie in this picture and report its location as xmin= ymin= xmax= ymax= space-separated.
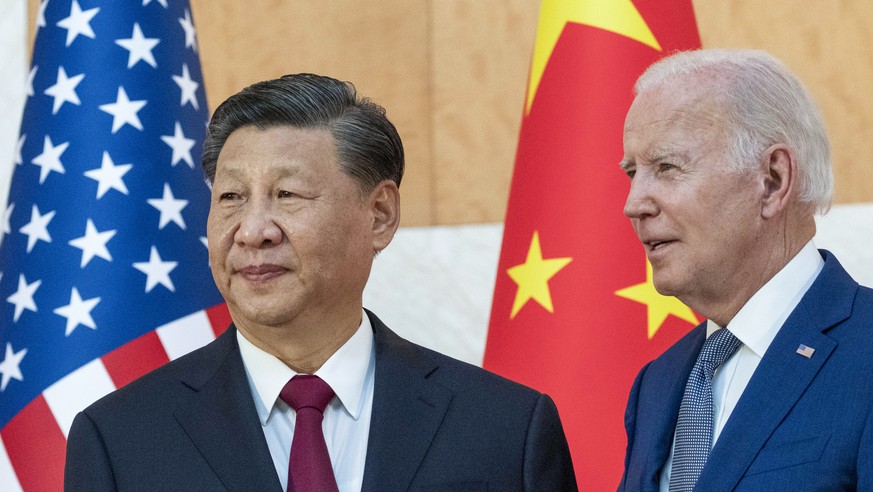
xmin=669 ymin=328 xmax=742 ymax=491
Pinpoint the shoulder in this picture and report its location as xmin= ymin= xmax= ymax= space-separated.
xmin=421 ymin=339 xmax=544 ymax=401
xmin=80 ymin=328 xmax=237 ymax=420
xmin=849 ymin=268 xmax=873 ymax=317
xmin=855 ymin=284 xmax=873 ymax=315
xmin=810 ymin=251 xmax=873 ymax=337
xmin=365 ymin=312 xmax=576 ymax=487
xmin=849 ymin=282 xmax=873 ymax=327
xmin=368 ymin=311 xmax=548 ymax=407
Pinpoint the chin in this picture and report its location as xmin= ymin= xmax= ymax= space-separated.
xmin=226 ymin=297 xmax=290 ymax=325
xmin=651 ymin=272 xmax=682 ymax=298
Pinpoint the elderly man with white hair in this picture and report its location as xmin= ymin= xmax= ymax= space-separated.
xmin=618 ymin=49 xmax=873 ymax=491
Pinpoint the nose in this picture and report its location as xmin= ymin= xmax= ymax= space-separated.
xmin=623 ymin=174 xmax=659 ymax=220
xmin=234 ymin=197 xmax=283 ymax=247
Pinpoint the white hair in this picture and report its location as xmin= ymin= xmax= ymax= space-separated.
xmin=635 ymin=49 xmax=833 ymax=214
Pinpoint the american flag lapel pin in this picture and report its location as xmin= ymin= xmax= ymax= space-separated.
xmin=796 ymin=344 xmax=815 ymax=358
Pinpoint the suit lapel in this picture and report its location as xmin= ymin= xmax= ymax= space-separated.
xmin=361 ymin=312 xmax=452 ymax=491
xmin=697 ymin=251 xmax=856 ymax=490
xmin=174 ymin=327 xmax=282 ymax=491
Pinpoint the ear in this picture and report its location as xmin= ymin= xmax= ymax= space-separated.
xmin=761 ymin=144 xmax=796 ymax=219
xmin=368 ymin=179 xmax=401 ymax=252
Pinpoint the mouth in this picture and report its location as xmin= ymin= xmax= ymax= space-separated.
xmin=643 ymin=239 xmax=675 ymax=253
xmin=237 ymin=264 xmax=287 ymax=283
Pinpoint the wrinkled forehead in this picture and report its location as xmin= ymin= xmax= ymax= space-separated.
xmin=622 ymin=86 xmax=733 ymax=167
xmin=626 ymin=80 xmax=730 ymax=137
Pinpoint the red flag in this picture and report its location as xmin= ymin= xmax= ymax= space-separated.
xmin=483 ymin=0 xmax=701 ymax=487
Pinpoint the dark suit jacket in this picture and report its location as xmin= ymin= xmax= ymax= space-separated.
xmin=65 ymin=310 xmax=577 ymax=491
xmin=619 ymin=251 xmax=873 ymax=491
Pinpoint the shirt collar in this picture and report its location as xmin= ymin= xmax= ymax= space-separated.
xmin=237 ymin=310 xmax=375 ymax=425
xmin=706 ymin=241 xmax=824 ymax=357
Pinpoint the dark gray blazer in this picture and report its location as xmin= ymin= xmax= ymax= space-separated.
xmin=65 ymin=310 xmax=577 ymax=491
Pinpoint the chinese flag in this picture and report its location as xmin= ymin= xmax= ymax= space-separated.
xmin=483 ymin=0 xmax=701 ymax=487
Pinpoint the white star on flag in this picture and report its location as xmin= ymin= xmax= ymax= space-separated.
xmin=44 ymin=66 xmax=85 ymax=114
xmin=2 ymin=204 xmax=13 ymax=237
xmin=115 ymin=23 xmax=161 ymax=69
xmin=0 ymin=344 xmax=28 ymax=392
xmin=36 ymin=0 xmax=48 ymax=29
xmin=6 ymin=274 xmax=42 ymax=323
xmin=26 ymin=66 xmax=38 ymax=97
xmin=172 ymin=64 xmax=200 ymax=110
xmin=31 ymin=135 xmax=68 ymax=184
xmin=14 ymin=134 xmax=25 ymax=166
xmin=143 ymin=0 xmax=169 ymax=7
xmin=54 ymin=287 xmax=101 ymax=336
xmin=179 ymin=9 xmax=198 ymax=52
xmin=19 ymin=205 xmax=56 ymax=253
xmin=133 ymin=246 xmax=178 ymax=293
xmin=68 ymin=219 xmax=116 ymax=268
xmin=84 ymin=151 xmax=133 ymax=199
xmin=56 ymin=0 xmax=100 ymax=47
xmin=99 ymin=87 xmax=147 ymax=134
xmin=161 ymin=121 xmax=196 ymax=167
xmin=148 ymin=183 xmax=188 ymax=230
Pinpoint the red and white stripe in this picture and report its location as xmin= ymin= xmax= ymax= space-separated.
xmin=0 ymin=304 xmax=230 ymax=491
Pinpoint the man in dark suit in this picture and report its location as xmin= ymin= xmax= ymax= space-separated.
xmin=618 ymin=49 xmax=873 ymax=490
xmin=65 ymin=74 xmax=577 ymax=491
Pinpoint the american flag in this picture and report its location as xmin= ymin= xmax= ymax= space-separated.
xmin=796 ymin=344 xmax=816 ymax=359
xmin=0 ymin=1 xmax=228 ymax=489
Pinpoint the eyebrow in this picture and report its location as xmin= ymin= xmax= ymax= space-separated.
xmin=649 ymin=150 xmax=686 ymax=165
xmin=621 ymin=149 xmax=686 ymax=171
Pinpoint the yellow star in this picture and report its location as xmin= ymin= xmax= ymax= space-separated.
xmin=507 ymin=231 xmax=573 ymax=319
xmin=526 ymin=0 xmax=661 ymax=114
xmin=615 ymin=261 xmax=699 ymax=339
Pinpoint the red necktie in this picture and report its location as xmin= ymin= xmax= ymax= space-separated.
xmin=280 ymin=375 xmax=339 ymax=492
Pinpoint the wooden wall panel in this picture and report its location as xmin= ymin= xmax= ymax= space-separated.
xmin=26 ymin=1 xmax=873 ymax=225
xmin=429 ymin=0 xmax=538 ymax=225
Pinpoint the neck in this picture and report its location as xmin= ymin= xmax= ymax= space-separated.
xmin=234 ymin=307 xmax=363 ymax=374
xmin=695 ymin=214 xmax=816 ymax=327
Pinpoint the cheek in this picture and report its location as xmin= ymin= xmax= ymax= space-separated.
xmin=207 ymin=243 xmax=223 ymax=269
xmin=317 ymin=218 xmax=372 ymax=271
xmin=207 ymin=209 xmax=238 ymax=239
xmin=206 ymin=208 xmax=221 ymax=239
xmin=206 ymin=214 xmax=235 ymax=263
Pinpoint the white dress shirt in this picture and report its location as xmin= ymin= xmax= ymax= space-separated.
xmin=237 ymin=311 xmax=376 ymax=492
xmin=659 ymin=241 xmax=824 ymax=489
